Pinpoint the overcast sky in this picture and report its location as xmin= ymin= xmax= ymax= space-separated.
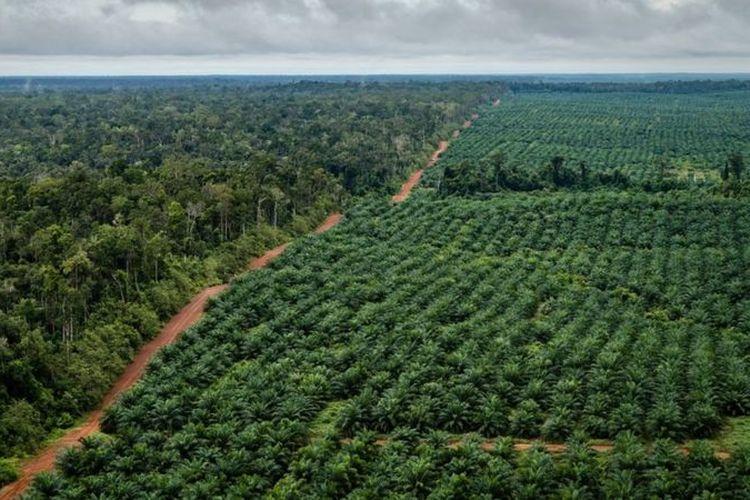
xmin=0 ymin=0 xmax=749 ymax=75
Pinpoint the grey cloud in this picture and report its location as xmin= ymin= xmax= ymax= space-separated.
xmin=0 ymin=0 xmax=749 ymax=63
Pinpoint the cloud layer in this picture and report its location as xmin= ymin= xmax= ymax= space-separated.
xmin=1 ymin=0 xmax=749 ymax=73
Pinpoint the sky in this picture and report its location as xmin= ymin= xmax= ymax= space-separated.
xmin=0 ymin=0 xmax=749 ymax=75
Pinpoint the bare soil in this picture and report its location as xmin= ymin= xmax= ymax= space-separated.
xmin=0 ymin=213 xmax=343 ymax=500
xmin=345 ymin=436 xmax=729 ymax=459
xmin=392 ymin=140 xmax=449 ymax=203
xmin=248 ymin=243 xmax=289 ymax=270
xmin=314 ymin=212 xmax=343 ymax=234
xmin=393 ymin=111 xmax=481 ymax=203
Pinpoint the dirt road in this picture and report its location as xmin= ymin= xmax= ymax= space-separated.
xmin=248 ymin=243 xmax=289 ymax=270
xmin=0 ymin=285 xmax=228 ymax=499
xmin=392 ymin=141 xmax=449 ymax=202
xmin=392 ymin=110 xmax=481 ymax=203
xmin=0 ymin=213 xmax=343 ymax=500
xmin=314 ymin=213 xmax=343 ymax=234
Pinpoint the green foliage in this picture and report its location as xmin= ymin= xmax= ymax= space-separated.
xmin=27 ymin=187 xmax=750 ymax=496
xmin=0 ymin=459 xmax=18 ymax=485
xmin=0 ymin=400 xmax=44 ymax=456
xmin=428 ymin=90 xmax=750 ymax=193
xmin=0 ymin=82 xmax=492 ymax=468
xmin=714 ymin=417 xmax=750 ymax=452
xmin=14 ymin=82 xmax=750 ymax=495
xmin=0 ymin=82 xmax=491 ymax=192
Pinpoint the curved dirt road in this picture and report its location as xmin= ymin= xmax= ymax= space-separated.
xmin=248 ymin=243 xmax=289 ymax=270
xmin=0 ymin=285 xmax=227 ymax=499
xmin=0 ymin=213 xmax=343 ymax=500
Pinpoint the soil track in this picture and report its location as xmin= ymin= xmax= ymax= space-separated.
xmin=392 ymin=111 xmax=482 ymax=203
xmin=0 ymin=213 xmax=343 ymax=500
xmin=314 ymin=212 xmax=343 ymax=234
xmin=392 ymin=141 xmax=448 ymax=203
xmin=248 ymin=243 xmax=289 ymax=270
xmin=345 ymin=436 xmax=729 ymax=460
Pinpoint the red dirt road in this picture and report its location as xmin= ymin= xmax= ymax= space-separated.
xmin=392 ymin=110 xmax=481 ymax=203
xmin=392 ymin=140 xmax=449 ymax=203
xmin=246 ymin=213 xmax=342 ymax=269
xmin=467 ymin=439 xmax=727 ymax=459
xmin=0 ymin=213 xmax=343 ymax=500
xmin=248 ymin=243 xmax=289 ymax=270
xmin=314 ymin=212 xmax=344 ymax=234
xmin=0 ymin=285 xmax=227 ymax=499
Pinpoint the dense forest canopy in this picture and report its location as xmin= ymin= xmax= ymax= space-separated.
xmin=2 ymin=75 xmax=750 ymax=93
xmin=0 ymin=82 xmax=498 ymax=191
xmin=0 ymin=81 xmax=499 ymax=476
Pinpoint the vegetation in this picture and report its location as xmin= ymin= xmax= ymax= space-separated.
xmin=10 ymin=80 xmax=750 ymax=496
xmin=268 ymin=433 xmax=750 ymax=498
xmin=715 ymin=417 xmax=750 ymax=452
xmin=0 ymin=82 xmax=494 ymax=192
xmin=0 ymin=81 xmax=495 ymax=468
xmin=25 ymin=187 xmax=750 ymax=496
xmin=427 ymin=90 xmax=750 ymax=192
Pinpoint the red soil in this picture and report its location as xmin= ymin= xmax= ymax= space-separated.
xmin=391 ymin=171 xmax=423 ymax=203
xmin=0 ymin=213 xmax=343 ymax=500
xmin=248 ymin=243 xmax=289 ymax=270
xmin=512 ymin=440 xmax=728 ymax=459
xmin=0 ymin=286 xmax=227 ymax=499
xmin=314 ymin=212 xmax=343 ymax=234
xmin=392 ymin=140 xmax=449 ymax=203
xmin=392 ymin=111 xmax=482 ymax=204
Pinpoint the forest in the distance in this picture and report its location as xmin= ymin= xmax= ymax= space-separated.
xmin=0 ymin=81 xmax=499 ymax=481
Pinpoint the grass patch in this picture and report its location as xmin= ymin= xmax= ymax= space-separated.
xmin=712 ymin=417 xmax=750 ymax=451
xmin=307 ymin=400 xmax=347 ymax=444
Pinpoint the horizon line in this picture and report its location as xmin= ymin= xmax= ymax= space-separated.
xmin=3 ymin=71 xmax=750 ymax=78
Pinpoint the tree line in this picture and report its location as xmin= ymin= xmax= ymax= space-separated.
xmin=438 ymin=150 xmax=747 ymax=195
